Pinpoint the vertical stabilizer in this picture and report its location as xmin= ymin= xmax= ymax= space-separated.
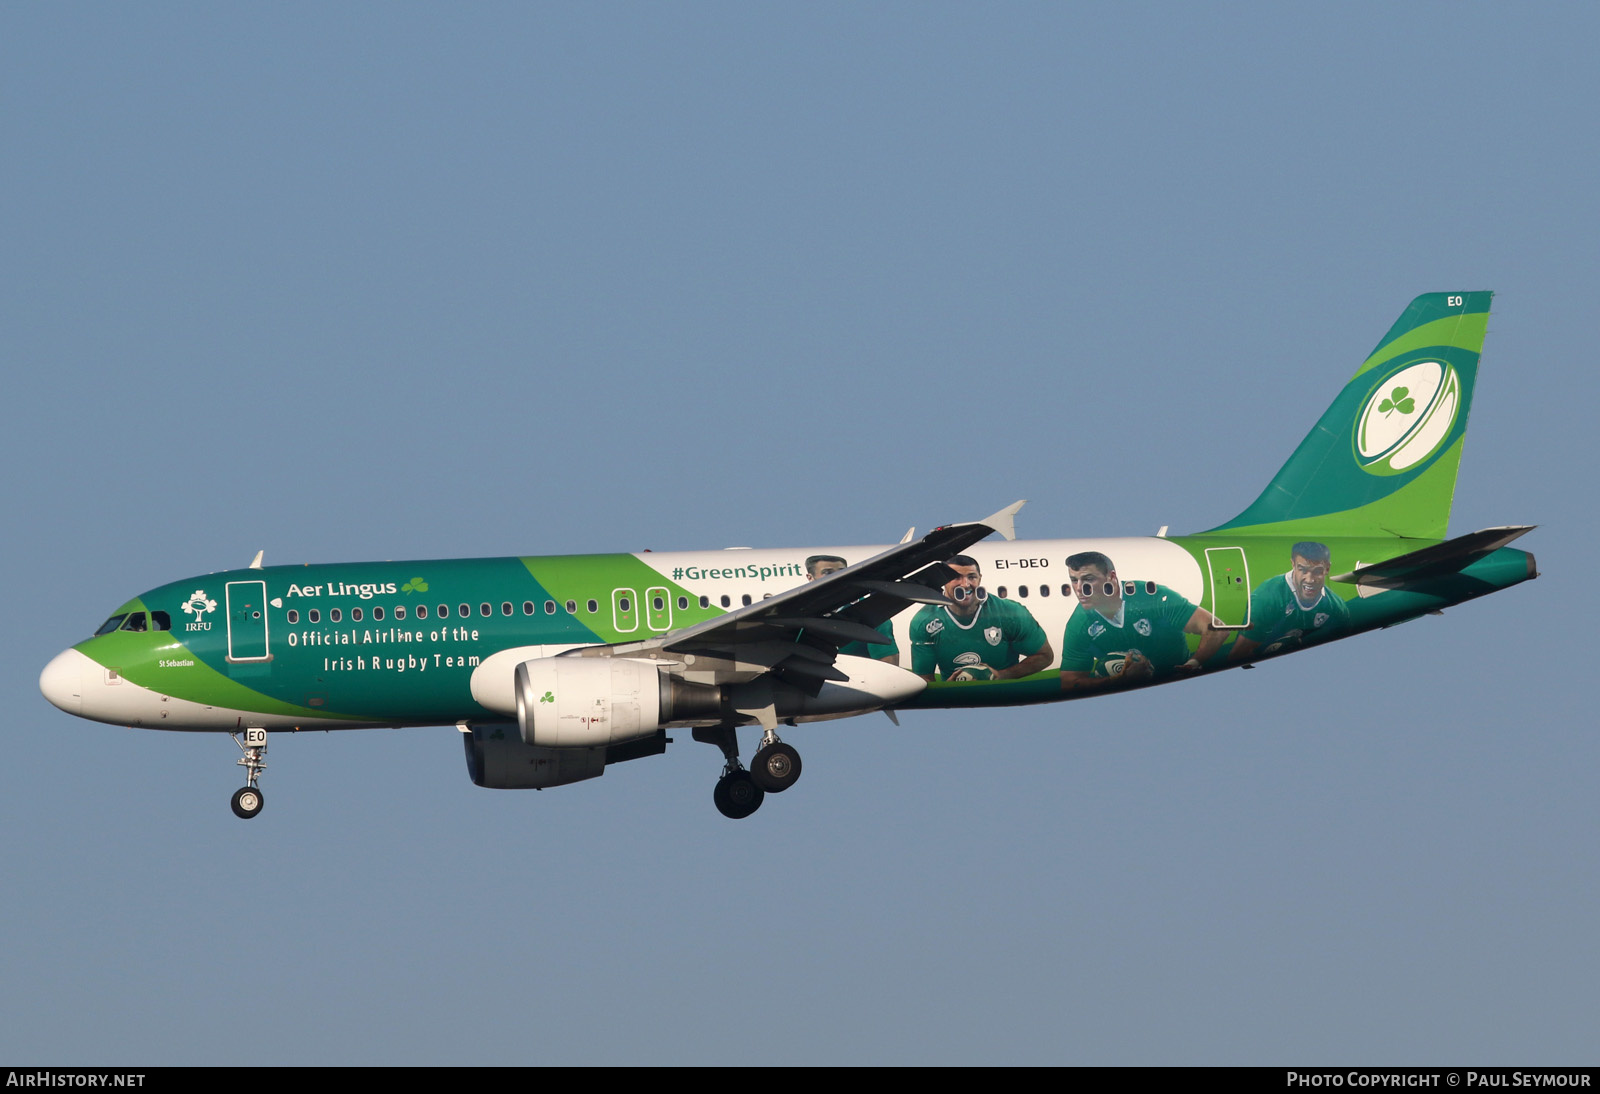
xmin=1203 ymin=292 xmax=1491 ymax=540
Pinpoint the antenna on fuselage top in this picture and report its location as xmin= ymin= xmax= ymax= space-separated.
xmin=248 ymin=550 xmax=264 ymax=570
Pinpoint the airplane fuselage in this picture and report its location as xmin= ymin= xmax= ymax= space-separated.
xmin=42 ymin=531 xmax=1536 ymax=733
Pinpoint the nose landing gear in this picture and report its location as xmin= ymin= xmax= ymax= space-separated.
xmin=229 ymin=728 xmax=267 ymax=819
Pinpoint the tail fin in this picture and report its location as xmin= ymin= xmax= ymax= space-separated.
xmin=1203 ymin=292 xmax=1491 ymax=540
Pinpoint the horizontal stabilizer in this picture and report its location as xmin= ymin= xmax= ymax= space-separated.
xmin=1332 ymin=525 xmax=1535 ymax=589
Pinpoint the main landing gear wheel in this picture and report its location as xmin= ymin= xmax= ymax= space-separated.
xmin=750 ymin=741 xmax=802 ymax=793
xmin=713 ymin=770 xmax=764 ymax=819
xmin=231 ymin=786 xmax=264 ymax=819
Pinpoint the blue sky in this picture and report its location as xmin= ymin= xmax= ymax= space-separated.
xmin=3 ymin=3 xmax=1595 ymax=1064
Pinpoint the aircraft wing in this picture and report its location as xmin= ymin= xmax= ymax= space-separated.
xmin=575 ymin=501 xmax=1025 ymax=690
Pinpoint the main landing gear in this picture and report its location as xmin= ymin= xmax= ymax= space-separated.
xmin=229 ymin=727 xmax=267 ymax=819
xmin=695 ymin=725 xmax=803 ymax=819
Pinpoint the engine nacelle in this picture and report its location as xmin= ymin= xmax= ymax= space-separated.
xmin=515 ymin=656 xmax=721 ymax=747
xmin=461 ymin=724 xmax=606 ymax=789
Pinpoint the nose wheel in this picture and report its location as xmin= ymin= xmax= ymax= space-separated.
xmin=231 ymin=786 xmax=264 ymax=819
xmin=230 ymin=728 xmax=268 ymax=820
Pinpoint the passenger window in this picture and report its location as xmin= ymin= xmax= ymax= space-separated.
xmin=330 ymin=608 xmax=342 ymax=623
xmin=121 ymin=612 xmax=148 ymax=632
xmin=351 ymin=607 xmax=363 ymax=622
xmin=480 ymin=603 xmax=492 ymax=617
xmin=1145 ymin=581 xmax=1157 ymax=595
xmin=720 ymin=595 xmax=730 ymax=608
xmin=415 ymin=604 xmax=427 ymax=619
xmin=678 ymin=596 xmax=689 ymax=610
xmin=1038 ymin=584 xmax=1050 ymax=598
xmin=150 ymin=611 xmax=171 ymax=630
xmin=1018 ymin=585 xmax=1029 ymax=598
xmin=522 ymin=601 xmax=534 ymax=616
xmin=997 ymin=587 xmax=1008 ymax=599
xmin=309 ymin=609 xmax=321 ymax=623
xmin=652 ymin=596 xmax=664 ymax=612
xmin=458 ymin=604 xmax=470 ymax=618
xmin=287 ymin=610 xmax=299 ymax=624
xmin=700 ymin=595 xmax=710 ymax=608
xmin=1124 ymin=582 xmax=1136 ymax=596
xmin=586 ymin=599 xmax=598 ymax=613
xmin=501 ymin=602 xmax=512 ymax=616
xmin=1103 ymin=582 xmax=1116 ymax=596
xmin=394 ymin=606 xmax=406 ymax=620
xmin=438 ymin=604 xmax=449 ymax=619
xmin=741 ymin=594 xmax=752 ymax=606
xmin=619 ymin=597 xmax=631 ymax=613
xmin=544 ymin=600 xmax=556 ymax=615
xmin=95 ymin=615 xmax=127 ymax=636
xmin=373 ymin=607 xmax=384 ymax=621
xmin=565 ymin=600 xmax=576 ymax=614
xmin=1061 ymin=584 xmax=1071 ymax=596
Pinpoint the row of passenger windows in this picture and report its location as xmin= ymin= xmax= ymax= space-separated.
xmin=284 ymin=595 xmax=698 ymax=626
xmin=1001 ymin=581 xmax=1159 ymax=599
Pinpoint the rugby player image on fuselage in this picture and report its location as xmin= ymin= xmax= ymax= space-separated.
xmin=1228 ymin=542 xmax=1351 ymax=662
xmin=1059 ymin=550 xmax=1226 ymax=692
xmin=805 ymin=554 xmax=900 ymax=665
xmin=910 ymin=556 xmax=1053 ymax=682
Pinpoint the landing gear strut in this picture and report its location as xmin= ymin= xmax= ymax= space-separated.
xmin=230 ymin=727 xmax=267 ymax=819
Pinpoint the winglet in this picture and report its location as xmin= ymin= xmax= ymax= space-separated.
xmin=899 ymin=527 xmax=916 ymax=545
xmin=248 ymin=550 xmax=264 ymax=570
xmin=976 ymin=500 xmax=1026 ymax=542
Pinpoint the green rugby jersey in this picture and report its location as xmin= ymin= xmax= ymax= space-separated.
xmin=1060 ymin=584 xmax=1196 ymax=679
xmin=1241 ymin=574 xmax=1350 ymax=654
xmin=910 ymin=597 xmax=1048 ymax=680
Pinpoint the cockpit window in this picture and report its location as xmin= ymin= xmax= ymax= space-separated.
xmin=95 ymin=614 xmax=128 ymax=636
xmin=150 ymin=611 xmax=171 ymax=631
xmin=120 ymin=612 xmax=148 ymax=632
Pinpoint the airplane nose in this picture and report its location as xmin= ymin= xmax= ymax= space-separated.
xmin=40 ymin=648 xmax=86 ymax=714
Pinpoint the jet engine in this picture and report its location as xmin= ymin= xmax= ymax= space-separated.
xmin=513 ymin=656 xmax=722 ymax=748
xmin=461 ymin=722 xmax=673 ymax=789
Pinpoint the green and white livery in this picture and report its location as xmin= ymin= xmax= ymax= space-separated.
xmin=40 ymin=293 xmax=1538 ymax=820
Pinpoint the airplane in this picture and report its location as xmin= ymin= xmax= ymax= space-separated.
xmin=39 ymin=292 xmax=1537 ymax=820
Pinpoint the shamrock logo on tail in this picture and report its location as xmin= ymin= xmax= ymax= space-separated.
xmin=401 ymin=577 xmax=429 ymax=594
xmin=1378 ymin=386 xmax=1415 ymax=418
